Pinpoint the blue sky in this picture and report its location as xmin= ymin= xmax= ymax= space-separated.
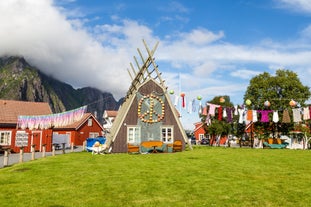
xmin=1 ymin=0 xmax=311 ymax=129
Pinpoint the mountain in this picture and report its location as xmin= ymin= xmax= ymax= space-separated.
xmin=0 ymin=56 xmax=122 ymax=124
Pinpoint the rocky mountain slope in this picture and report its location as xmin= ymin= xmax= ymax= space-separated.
xmin=0 ymin=56 xmax=122 ymax=124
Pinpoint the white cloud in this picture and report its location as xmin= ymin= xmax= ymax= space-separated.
xmin=179 ymin=28 xmax=224 ymax=45
xmin=1 ymin=0 xmax=311 ymax=106
xmin=192 ymin=61 xmax=218 ymax=76
xmin=159 ymin=1 xmax=190 ymax=14
xmin=230 ymin=69 xmax=261 ymax=80
xmin=275 ymin=0 xmax=311 ymax=14
xmin=0 ymin=0 xmax=155 ymax=100
xmin=300 ymin=24 xmax=311 ymax=39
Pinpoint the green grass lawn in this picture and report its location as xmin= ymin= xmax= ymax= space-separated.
xmin=1 ymin=146 xmax=311 ymax=207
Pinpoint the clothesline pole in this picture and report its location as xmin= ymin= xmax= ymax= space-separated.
xmin=178 ymin=72 xmax=182 ymax=117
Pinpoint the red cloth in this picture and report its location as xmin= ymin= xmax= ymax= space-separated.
xmin=202 ymin=107 xmax=207 ymax=116
xmin=218 ymin=106 xmax=223 ymax=120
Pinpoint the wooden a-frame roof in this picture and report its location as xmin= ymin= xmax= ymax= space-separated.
xmin=107 ymin=40 xmax=188 ymax=145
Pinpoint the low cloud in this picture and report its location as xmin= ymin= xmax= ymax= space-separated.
xmin=1 ymin=0 xmax=311 ymax=105
xmin=0 ymin=0 xmax=158 ymax=100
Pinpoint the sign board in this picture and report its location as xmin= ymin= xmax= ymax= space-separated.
xmin=15 ymin=131 xmax=29 ymax=147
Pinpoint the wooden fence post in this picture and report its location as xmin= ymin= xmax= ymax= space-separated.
xmin=42 ymin=144 xmax=46 ymax=158
xmin=19 ymin=147 xmax=24 ymax=163
xmin=31 ymin=144 xmax=36 ymax=160
xmin=62 ymin=143 xmax=66 ymax=154
xmin=52 ymin=144 xmax=56 ymax=156
xmin=3 ymin=148 xmax=10 ymax=167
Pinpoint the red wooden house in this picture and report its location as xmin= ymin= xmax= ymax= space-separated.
xmin=193 ymin=122 xmax=206 ymax=144
xmin=0 ymin=99 xmax=53 ymax=153
xmin=0 ymin=100 xmax=104 ymax=153
xmin=193 ymin=121 xmax=228 ymax=145
xmin=53 ymin=113 xmax=104 ymax=146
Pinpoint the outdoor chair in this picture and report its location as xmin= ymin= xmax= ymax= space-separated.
xmin=91 ymin=143 xmax=107 ymax=155
xmin=127 ymin=143 xmax=140 ymax=153
xmin=173 ymin=140 xmax=182 ymax=152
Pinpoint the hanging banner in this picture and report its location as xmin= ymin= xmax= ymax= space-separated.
xmin=17 ymin=105 xmax=87 ymax=130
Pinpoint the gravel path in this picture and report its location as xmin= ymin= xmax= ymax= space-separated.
xmin=0 ymin=146 xmax=84 ymax=168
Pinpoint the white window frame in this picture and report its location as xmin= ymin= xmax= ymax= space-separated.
xmin=199 ymin=134 xmax=205 ymax=141
xmin=0 ymin=131 xmax=12 ymax=145
xmin=87 ymin=118 xmax=93 ymax=126
xmin=161 ymin=126 xmax=173 ymax=143
xmin=89 ymin=132 xmax=99 ymax=138
xmin=127 ymin=126 xmax=141 ymax=144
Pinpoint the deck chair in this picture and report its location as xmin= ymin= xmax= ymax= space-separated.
xmin=92 ymin=144 xmax=107 ymax=155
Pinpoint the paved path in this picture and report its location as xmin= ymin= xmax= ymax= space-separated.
xmin=0 ymin=146 xmax=84 ymax=168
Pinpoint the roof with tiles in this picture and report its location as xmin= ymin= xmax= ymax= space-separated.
xmin=104 ymin=110 xmax=118 ymax=118
xmin=0 ymin=99 xmax=52 ymax=124
xmin=193 ymin=122 xmax=204 ymax=132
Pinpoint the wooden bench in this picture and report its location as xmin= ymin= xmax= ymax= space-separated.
xmin=173 ymin=140 xmax=182 ymax=152
xmin=127 ymin=143 xmax=140 ymax=153
xmin=263 ymin=141 xmax=288 ymax=149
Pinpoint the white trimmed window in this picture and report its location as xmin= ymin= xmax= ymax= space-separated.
xmin=127 ymin=126 xmax=140 ymax=144
xmin=0 ymin=131 xmax=11 ymax=145
xmin=161 ymin=126 xmax=173 ymax=143
xmin=89 ymin=132 xmax=99 ymax=138
xmin=199 ymin=134 xmax=205 ymax=141
xmin=88 ymin=118 xmax=93 ymax=126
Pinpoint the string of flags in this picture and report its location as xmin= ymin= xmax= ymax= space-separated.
xmin=200 ymin=103 xmax=311 ymax=125
xmin=17 ymin=105 xmax=87 ymax=130
xmin=168 ymin=90 xmax=311 ymax=124
xmin=170 ymin=90 xmax=202 ymax=114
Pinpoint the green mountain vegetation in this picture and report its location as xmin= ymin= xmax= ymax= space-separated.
xmin=0 ymin=56 xmax=121 ymax=124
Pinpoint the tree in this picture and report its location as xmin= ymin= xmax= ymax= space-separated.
xmin=244 ymin=69 xmax=310 ymax=110
xmin=294 ymin=124 xmax=311 ymax=149
xmin=244 ymin=69 xmax=311 ymax=140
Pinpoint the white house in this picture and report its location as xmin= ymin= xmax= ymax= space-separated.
xmin=103 ymin=110 xmax=118 ymax=133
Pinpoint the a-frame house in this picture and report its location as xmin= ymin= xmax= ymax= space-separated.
xmin=107 ymin=40 xmax=189 ymax=153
